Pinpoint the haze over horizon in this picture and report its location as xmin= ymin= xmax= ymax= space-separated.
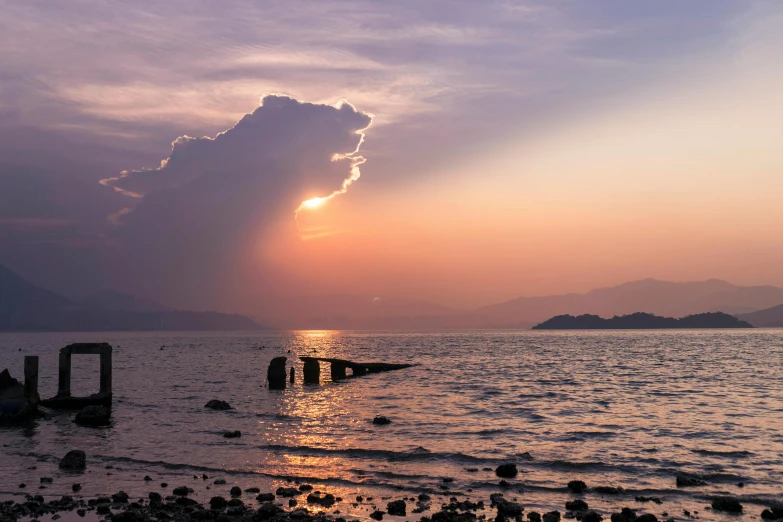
xmin=1 ymin=1 xmax=782 ymax=321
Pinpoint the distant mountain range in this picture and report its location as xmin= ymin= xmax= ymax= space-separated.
xmin=737 ymin=305 xmax=783 ymax=328
xmin=3 ymin=262 xmax=783 ymax=331
xmin=251 ymin=278 xmax=783 ymax=330
xmin=532 ymin=312 xmax=753 ymax=330
xmin=0 ymin=264 xmax=262 ymax=331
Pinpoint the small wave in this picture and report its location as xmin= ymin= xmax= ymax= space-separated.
xmin=258 ymin=444 xmax=486 ymax=463
xmin=692 ymin=449 xmax=753 ymax=458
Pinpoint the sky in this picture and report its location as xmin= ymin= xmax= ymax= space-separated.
xmin=1 ymin=0 xmax=782 ymax=319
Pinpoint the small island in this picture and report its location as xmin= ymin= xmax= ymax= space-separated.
xmin=532 ymin=311 xmax=753 ymax=330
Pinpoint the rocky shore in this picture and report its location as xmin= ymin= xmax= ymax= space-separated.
xmin=2 ymin=457 xmax=782 ymax=522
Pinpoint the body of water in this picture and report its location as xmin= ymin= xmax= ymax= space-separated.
xmin=1 ymin=330 xmax=782 ymax=520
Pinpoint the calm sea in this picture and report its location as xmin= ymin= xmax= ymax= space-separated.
xmin=1 ymin=330 xmax=782 ymax=520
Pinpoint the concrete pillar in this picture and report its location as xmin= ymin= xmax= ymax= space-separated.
xmin=57 ymin=352 xmax=72 ymax=397
xmin=267 ymin=356 xmax=287 ymax=390
xmin=330 ymin=362 xmax=347 ymax=381
xmin=289 ymin=366 xmax=295 ymax=384
xmin=99 ymin=350 xmax=112 ymax=396
xmin=303 ymin=359 xmax=320 ymax=384
xmin=24 ymin=356 xmax=39 ymax=408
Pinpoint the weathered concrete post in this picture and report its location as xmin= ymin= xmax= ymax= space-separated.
xmin=289 ymin=366 xmax=295 ymax=384
xmin=303 ymin=359 xmax=320 ymax=384
xmin=330 ymin=361 xmax=347 ymax=381
xmin=57 ymin=351 xmax=72 ymax=397
xmin=267 ymin=356 xmax=287 ymax=390
xmin=24 ymin=356 xmax=39 ymax=409
xmin=99 ymin=350 xmax=112 ymax=397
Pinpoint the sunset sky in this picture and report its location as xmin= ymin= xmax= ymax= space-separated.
xmin=1 ymin=1 xmax=782 ymax=318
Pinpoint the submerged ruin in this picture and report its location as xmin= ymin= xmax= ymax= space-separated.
xmin=0 ymin=343 xmax=113 ymax=424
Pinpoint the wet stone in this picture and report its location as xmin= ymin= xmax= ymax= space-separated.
xmin=711 ymin=497 xmax=742 ymax=513
xmin=59 ymin=450 xmax=87 ymax=470
xmin=495 ymin=464 xmax=518 ymax=479
xmin=528 ymin=513 xmax=542 ymax=522
xmin=582 ymin=512 xmax=603 ymax=522
xmin=204 ymin=400 xmax=232 ymax=411
xmin=370 ymin=510 xmax=385 ymax=520
xmin=567 ymin=480 xmax=587 ymax=493
xmin=387 ymin=500 xmax=406 ymax=516
xmin=565 ymin=500 xmax=588 ymax=512
xmin=373 ymin=416 xmax=392 ymax=425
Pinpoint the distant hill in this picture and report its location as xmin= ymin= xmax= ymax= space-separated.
xmin=83 ymin=289 xmax=171 ymax=313
xmin=737 ymin=304 xmax=783 ymax=327
xmin=474 ymin=279 xmax=783 ymax=329
xmin=0 ymin=264 xmax=263 ymax=331
xmin=533 ymin=312 xmax=753 ymax=330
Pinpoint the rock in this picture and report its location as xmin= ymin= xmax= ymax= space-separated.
xmin=18 ymin=483 xmax=25 ymax=488
xmin=543 ymin=511 xmax=561 ymax=522
xmin=257 ymin=503 xmax=283 ymax=519
xmin=583 ymin=512 xmax=603 ymax=522
xmin=73 ymin=405 xmax=111 ymax=427
xmin=72 ymin=483 xmax=81 ymax=492
xmin=205 ymin=400 xmax=232 ymax=410
xmin=230 ymin=486 xmax=242 ymax=497
xmin=565 ymin=500 xmax=589 ymax=512
xmin=209 ymin=497 xmax=228 ymax=509
xmin=676 ymin=475 xmax=706 ymax=487
xmin=370 ymin=510 xmax=385 ymax=520
xmin=214 ymin=479 xmax=227 ymax=485
xmin=275 ymin=487 xmax=301 ymax=497
xmin=223 ymin=430 xmax=241 ymax=438
xmin=298 ymin=484 xmax=313 ymax=491
xmin=59 ymin=450 xmax=86 ymax=470
xmin=491 ymin=494 xmax=523 ymax=517
xmin=373 ymin=416 xmax=392 ymax=425
xmin=256 ymin=493 xmax=275 ymax=502
xmin=40 ymin=477 xmax=53 ymax=483
xmin=761 ymin=503 xmax=783 ymax=520
xmin=634 ymin=497 xmax=661 ymax=504
xmin=0 ymin=368 xmax=21 ymax=391
xmin=306 ymin=492 xmax=335 ymax=507
xmin=610 ymin=508 xmax=636 ymax=522
xmin=228 ymin=498 xmax=244 ymax=507
xmin=245 ymin=487 xmax=260 ymax=493
xmin=496 ymin=463 xmax=518 ymax=478
xmin=636 ymin=515 xmax=658 ymax=522
xmin=419 ymin=494 xmax=431 ymax=502
xmin=528 ymin=512 xmax=542 ymax=522
xmin=148 ymin=492 xmax=162 ymax=504
xmin=595 ymin=486 xmax=624 ymax=495
xmin=568 ymin=480 xmax=587 ymax=493
xmin=172 ymin=486 xmax=192 ymax=496
xmin=112 ymin=491 xmax=129 ymax=503
xmin=711 ymin=497 xmax=742 ymax=513
xmin=143 ymin=476 xmax=152 ymax=481
xmin=387 ymin=500 xmax=406 ymax=516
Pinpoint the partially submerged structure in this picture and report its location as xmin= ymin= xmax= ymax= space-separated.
xmin=1 ymin=343 xmax=113 ymax=424
xmin=300 ymin=357 xmax=414 ymax=383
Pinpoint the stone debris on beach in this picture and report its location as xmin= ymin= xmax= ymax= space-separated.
xmin=372 ymin=415 xmax=392 ymax=425
xmin=567 ymin=480 xmax=587 ymax=493
xmin=58 ymin=450 xmax=86 ymax=470
xmin=387 ymin=499 xmax=406 ymax=516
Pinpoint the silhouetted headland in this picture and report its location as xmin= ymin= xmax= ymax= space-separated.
xmin=532 ymin=311 xmax=753 ymax=330
xmin=0 ymin=263 xmax=263 ymax=331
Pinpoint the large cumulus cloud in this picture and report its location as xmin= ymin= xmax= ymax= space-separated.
xmin=102 ymin=95 xmax=372 ymax=310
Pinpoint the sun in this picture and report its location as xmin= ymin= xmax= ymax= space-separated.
xmin=301 ymin=197 xmax=327 ymax=210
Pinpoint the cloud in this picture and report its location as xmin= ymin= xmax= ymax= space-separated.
xmin=101 ymin=94 xmax=372 ymax=309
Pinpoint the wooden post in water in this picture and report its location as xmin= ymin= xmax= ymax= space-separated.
xmin=267 ymin=356 xmax=287 ymax=390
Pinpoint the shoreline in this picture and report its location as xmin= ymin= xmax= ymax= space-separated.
xmin=1 ymin=453 xmax=779 ymax=522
